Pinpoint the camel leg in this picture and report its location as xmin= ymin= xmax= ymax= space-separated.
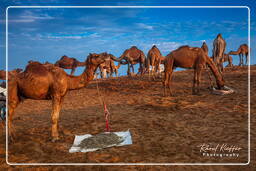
xmin=131 ymin=64 xmax=135 ymax=75
xmin=8 ymin=104 xmax=18 ymax=142
xmin=192 ymin=69 xmax=197 ymax=95
xmin=241 ymin=54 xmax=244 ymax=66
xmin=51 ymin=96 xmax=63 ymax=142
xmin=206 ymin=66 xmax=214 ymax=89
xmin=8 ymin=79 xmax=19 ymax=142
xmin=246 ymin=54 xmax=248 ymax=66
xmin=151 ymin=66 xmax=156 ymax=80
xmin=167 ymin=69 xmax=173 ymax=96
xmin=127 ymin=62 xmax=131 ymax=76
xmin=196 ymin=65 xmax=203 ymax=94
xmin=239 ymin=54 xmax=242 ymax=66
xmin=163 ymin=72 xmax=169 ymax=97
xmin=70 ymin=68 xmax=76 ymax=75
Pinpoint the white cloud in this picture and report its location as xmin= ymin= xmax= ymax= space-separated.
xmin=0 ymin=19 xmax=35 ymax=23
xmin=136 ymin=23 xmax=154 ymax=30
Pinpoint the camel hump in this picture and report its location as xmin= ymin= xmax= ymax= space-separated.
xmin=61 ymin=55 xmax=69 ymax=60
xmin=25 ymin=62 xmax=49 ymax=76
xmin=130 ymin=46 xmax=138 ymax=49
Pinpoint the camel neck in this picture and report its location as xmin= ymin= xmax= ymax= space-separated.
xmin=206 ymin=57 xmax=225 ymax=88
xmin=67 ymin=64 xmax=97 ymax=90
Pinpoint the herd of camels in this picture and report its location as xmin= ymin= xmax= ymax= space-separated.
xmin=0 ymin=33 xmax=249 ymax=142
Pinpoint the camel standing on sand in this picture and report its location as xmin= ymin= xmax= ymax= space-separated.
xmin=0 ymin=68 xmax=23 ymax=80
xmin=228 ymin=44 xmax=249 ymax=66
xmin=146 ymin=45 xmax=163 ymax=79
xmin=220 ymin=54 xmax=233 ymax=67
xmin=111 ymin=46 xmax=146 ymax=76
xmin=163 ymin=46 xmax=225 ymax=96
xmin=55 ymin=55 xmax=86 ymax=75
xmin=8 ymin=53 xmax=110 ymax=142
xmin=99 ymin=56 xmax=121 ymax=78
xmin=212 ymin=34 xmax=226 ymax=71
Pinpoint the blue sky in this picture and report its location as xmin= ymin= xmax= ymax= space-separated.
xmin=0 ymin=0 xmax=255 ymax=76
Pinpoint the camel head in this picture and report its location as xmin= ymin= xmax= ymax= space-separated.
xmin=86 ymin=52 xmax=110 ymax=67
xmin=217 ymin=33 xmax=222 ymax=38
xmin=15 ymin=68 xmax=23 ymax=73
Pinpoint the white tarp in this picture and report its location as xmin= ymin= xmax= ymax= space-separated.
xmin=212 ymin=86 xmax=235 ymax=95
xmin=69 ymin=130 xmax=132 ymax=153
xmin=0 ymin=87 xmax=6 ymax=97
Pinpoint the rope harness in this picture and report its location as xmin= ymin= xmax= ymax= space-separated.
xmin=96 ymin=78 xmax=110 ymax=132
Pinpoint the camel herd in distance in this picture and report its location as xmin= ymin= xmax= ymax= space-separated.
xmin=0 ymin=33 xmax=249 ymax=142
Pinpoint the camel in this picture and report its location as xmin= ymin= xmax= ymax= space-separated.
xmin=99 ymin=55 xmax=121 ymax=78
xmin=220 ymin=54 xmax=233 ymax=68
xmin=110 ymin=46 xmax=146 ymax=76
xmin=8 ymin=53 xmax=110 ymax=142
xmin=212 ymin=33 xmax=226 ymax=72
xmin=146 ymin=45 xmax=163 ymax=79
xmin=55 ymin=55 xmax=86 ymax=75
xmin=228 ymin=44 xmax=249 ymax=66
xmin=163 ymin=46 xmax=225 ymax=96
xmin=0 ymin=68 xmax=23 ymax=80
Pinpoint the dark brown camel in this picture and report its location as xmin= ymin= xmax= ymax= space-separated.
xmin=146 ymin=45 xmax=163 ymax=79
xmin=212 ymin=33 xmax=226 ymax=72
xmin=0 ymin=68 xmax=23 ymax=80
xmin=163 ymin=46 xmax=225 ymax=96
xmin=99 ymin=54 xmax=121 ymax=78
xmin=228 ymin=44 xmax=249 ymax=66
xmin=111 ymin=46 xmax=146 ymax=76
xmin=55 ymin=55 xmax=86 ymax=75
xmin=8 ymin=53 xmax=110 ymax=142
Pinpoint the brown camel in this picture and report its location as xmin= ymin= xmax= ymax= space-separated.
xmin=99 ymin=54 xmax=121 ymax=78
xmin=8 ymin=53 xmax=110 ymax=142
xmin=0 ymin=68 xmax=23 ymax=80
xmin=212 ymin=33 xmax=226 ymax=71
xmin=55 ymin=55 xmax=86 ymax=75
xmin=146 ymin=45 xmax=163 ymax=79
xmin=111 ymin=46 xmax=146 ymax=76
xmin=220 ymin=54 xmax=233 ymax=67
xmin=228 ymin=44 xmax=249 ymax=66
xmin=163 ymin=46 xmax=225 ymax=96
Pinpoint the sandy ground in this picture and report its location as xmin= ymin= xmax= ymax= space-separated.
xmin=0 ymin=65 xmax=255 ymax=170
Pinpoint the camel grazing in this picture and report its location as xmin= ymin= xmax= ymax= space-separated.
xmin=111 ymin=46 xmax=146 ymax=76
xmin=146 ymin=45 xmax=163 ymax=79
xmin=99 ymin=55 xmax=121 ymax=78
xmin=228 ymin=44 xmax=249 ymax=66
xmin=0 ymin=68 xmax=23 ymax=80
xmin=212 ymin=33 xmax=226 ymax=71
xmin=8 ymin=53 xmax=110 ymax=142
xmin=55 ymin=55 xmax=86 ymax=75
xmin=163 ymin=46 xmax=225 ymax=96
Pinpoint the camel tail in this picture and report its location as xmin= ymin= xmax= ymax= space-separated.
xmin=206 ymin=57 xmax=225 ymax=89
